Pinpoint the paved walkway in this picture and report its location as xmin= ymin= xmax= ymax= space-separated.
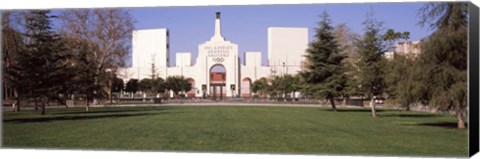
xmin=2 ymin=102 xmax=369 ymax=112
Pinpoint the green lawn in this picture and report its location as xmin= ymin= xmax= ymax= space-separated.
xmin=2 ymin=106 xmax=467 ymax=157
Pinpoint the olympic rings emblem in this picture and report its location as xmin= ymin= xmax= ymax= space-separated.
xmin=212 ymin=57 xmax=225 ymax=63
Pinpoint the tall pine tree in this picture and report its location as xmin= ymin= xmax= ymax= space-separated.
xmin=356 ymin=11 xmax=386 ymax=117
xmin=70 ymin=38 xmax=100 ymax=111
xmin=300 ymin=11 xmax=346 ymax=112
xmin=9 ymin=10 xmax=70 ymax=115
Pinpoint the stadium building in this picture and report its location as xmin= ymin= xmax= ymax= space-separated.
xmin=119 ymin=12 xmax=308 ymax=98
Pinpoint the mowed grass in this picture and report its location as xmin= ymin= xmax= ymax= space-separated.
xmin=2 ymin=106 xmax=467 ymax=157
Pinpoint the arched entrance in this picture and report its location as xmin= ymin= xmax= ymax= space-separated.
xmin=186 ymin=78 xmax=196 ymax=97
xmin=241 ymin=77 xmax=252 ymax=97
xmin=209 ymin=64 xmax=226 ymax=100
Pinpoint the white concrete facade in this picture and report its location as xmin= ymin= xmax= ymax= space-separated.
xmin=120 ymin=12 xmax=308 ymax=97
xmin=130 ymin=28 xmax=169 ymax=80
xmin=176 ymin=52 xmax=192 ymax=67
xmin=268 ymin=27 xmax=308 ymax=76
xmin=385 ymin=40 xmax=421 ymax=60
xmin=396 ymin=41 xmax=421 ymax=56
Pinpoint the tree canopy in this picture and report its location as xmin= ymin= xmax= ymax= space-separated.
xmin=125 ymin=79 xmax=139 ymax=95
xmin=416 ymin=2 xmax=468 ymax=128
xmin=355 ymin=11 xmax=387 ymax=117
xmin=165 ymin=76 xmax=192 ymax=97
xmin=8 ymin=10 xmax=72 ymax=115
xmin=300 ymin=11 xmax=346 ymax=111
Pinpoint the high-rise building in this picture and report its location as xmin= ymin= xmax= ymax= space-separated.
xmin=131 ymin=28 xmax=169 ymax=79
xmin=268 ymin=27 xmax=308 ymax=75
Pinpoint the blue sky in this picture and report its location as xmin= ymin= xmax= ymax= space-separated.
xmin=61 ymin=2 xmax=433 ymax=67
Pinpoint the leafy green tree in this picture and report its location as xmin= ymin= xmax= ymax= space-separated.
xmin=355 ymin=11 xmax=387 ymax=117
xmin=65 ymin=37 xmax=100 ymax=111
xmin=152 ymin=78 xmax=166 ymax=95
xmin=283 ymin=75 xmax=297 ymax=97
xmin=342 ymin=72 xmax=361 ymax=105
xmin=290 ymin=74 xmax=302 ymax=99
xmin=417 ymin=2 xmax=468 ymax=129
xmin=384 ymin=54 xmax=420 ymax=111
xmin=180 ymin=80 xmax=192 ymax=97
xmin=300 ymin=11 xmax=346 ymax=111
xmin=268 ymin=74 xmax=300 ymax=100
xmin=111 ymin=77 xmax=124 ymax=93
xmin=9 ymin=10 xmax=72 ymax=115
xmin=60 ymin=33 xmax=107 ymax=110
xmin=252 ymin=78 xmax=269 ymax=97
xmin=269 ymin=76 xmax=283 ymax=98
xmin=139 ymin=78 xmax=154 ymax=94
xmin=137 ymin=77 xmax=166 ymax=97
xmin=109 ymin=76 xmax=124 ymax=102
xmin=383 ymin=28 xmax=414 ymax=111
xmin=165 ymin=76 xmax=191 ymax=97
xmin=297 ymin=75 xmax=314 ymax=98
xmin=125 ymin=79 xmax=139 ymax=97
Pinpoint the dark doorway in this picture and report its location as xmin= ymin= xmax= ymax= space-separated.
xmin=209 ymin=65 xmax=226 ymax=100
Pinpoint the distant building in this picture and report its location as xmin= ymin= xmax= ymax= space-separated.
xmin=128 ymin=28 xmax=170 ymax=80
xmin=384 ymin=41 xmax=421 ymax=60
xmin=119 ymin=12 xmax=308 ymax=98
xmin=268 ymin=27 xmax=308 ymax=76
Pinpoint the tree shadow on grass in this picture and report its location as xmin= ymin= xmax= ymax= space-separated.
xmin=3 ymin=112 xmax=166 ymax=123
xmin=378 ymin=114 xmax=439 ymax=118
xmin=55 ymin=107 xmax=173 ymax=115
xmin=415 ymin=122 xmax=468 ymax=129
xmin=322 ymin=109 xmax=385 ymax=112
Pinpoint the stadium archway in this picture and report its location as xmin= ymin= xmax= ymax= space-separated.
xmin=209 ymin=64 xmax=226 ymax=100
xmin=241 ymin=77 xmax=252 ymax=97
xmin=186 ymin=78 xmax=196 ymax=97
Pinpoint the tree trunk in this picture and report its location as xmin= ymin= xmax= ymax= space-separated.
xmin=456 ymin=109 xmax=466 ymax=129
xmin=13 ymin=99 xmax=18 ymax=112
xmin=86 ymin=97 xmax=90 ymax=112
xmin=71 ymin=94 xmax=75 ymax=107
xmin=4 ymin=81 xmax=8 ymax=101
xmin=41 ymin=103 xmax=45 ymax=115
xmin=108 ymin=92 xmax=113 ymax=104
xmin=34 ymin=98 xmax=38 ymax=111
xmin=342 ymin=96 xmax=347 ymax=106
xmin=15 ymin=90 xmax=20 ymax=112
xmin=109 ymin=89 xmax=113 ymax=104
xmin=16 ymin=99 xmax=20 ymax=112
xmin=360 ymin=96 xmax=364 ymax=107
xmin=370 ymin=96 xmax=376 ymax=118
xmin=13 ymin=98 xmax=20 ymax=112
xmin=292 ymin=91 xmax=296 ymax=102
xmin=330 ymin=97 xmax=337 ymax=112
